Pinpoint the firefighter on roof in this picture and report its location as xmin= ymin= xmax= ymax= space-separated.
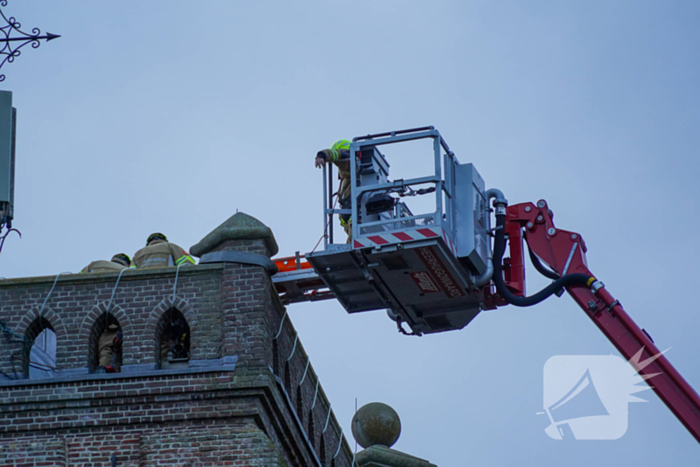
xmin=315 ymin=139 xmax=353 ymax=240
xmin=131 ymin=233 xmax=196 ymax=269
xmin=80 ymin=253 xmax=131 ymax=274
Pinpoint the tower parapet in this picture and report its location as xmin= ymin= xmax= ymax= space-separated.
xmin=0 ymin=212 xmax=352 ymax=466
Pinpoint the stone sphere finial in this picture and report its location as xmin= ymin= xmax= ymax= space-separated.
xmin=351 ymin=402 xmax=402 ymax=449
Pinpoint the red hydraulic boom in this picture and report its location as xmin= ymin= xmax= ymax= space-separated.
xmin=501 ymin=200 xmax=700 ymax=443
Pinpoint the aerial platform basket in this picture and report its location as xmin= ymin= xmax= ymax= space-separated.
xmin=273 ymin=127 xmax=497 ymax=335
xmin=271 ymin=128 xmax=700 ymax=445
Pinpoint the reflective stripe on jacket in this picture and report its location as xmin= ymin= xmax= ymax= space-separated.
xmin=318 ymin=139 xmax=352 ymax=196
xmin=132 ymin=239 xmax=196 ymax=269
xmin=80 ymin=260 xmax=128 ymax=274
xmin=328 ymin=139 xmax=351 ymax=162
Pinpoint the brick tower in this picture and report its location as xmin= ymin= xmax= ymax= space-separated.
xmin=0 ymin=213 xmax=353 ymax=466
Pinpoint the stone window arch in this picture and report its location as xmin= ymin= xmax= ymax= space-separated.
xmin=273 ymin=339 xmax=280 ymax=376
xmin=156 ymin=307 xmax=191 ymax=369
xmin=296 ymin=386 xmax=304 ymax=419
xmin=24 ymin=317 xmax=56 ymax=379
xmin=284 ymin=361 xmax=292 ymax=395
xmin=308 ymin=411 xmax=316 ymax=449
xmin=88 ymin=312 xmax=123 ymax=373
xmin=319 ymin=434 xmax=326 ymax=467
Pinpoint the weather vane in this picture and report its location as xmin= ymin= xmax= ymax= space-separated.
xmin=0 ymin=0 xmax=60 ymax=82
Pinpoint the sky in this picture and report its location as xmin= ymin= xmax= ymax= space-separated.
xmin=1 ymin=0 xmax=699 ymax=465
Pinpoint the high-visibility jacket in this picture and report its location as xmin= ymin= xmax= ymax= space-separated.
xmin=80 ymin=260 xmax=128 ymax=274
xmin=318 ymin=139 xmax=351 ymax=200
xmin=131 ymin=239 xmax=196 ymax=269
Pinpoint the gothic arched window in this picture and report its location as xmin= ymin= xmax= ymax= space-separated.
xmin=88 ymin=313 xmax=123 ymax=373
xmin=25 ymin=317 xmax=56 ymax=379
xmin=156 ymin=308 xmax=190 ymax=369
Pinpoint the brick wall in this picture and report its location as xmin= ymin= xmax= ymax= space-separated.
xmin=2 ymin=421 xmax=281 ymax=467
xmin=0 ymin=239 xmax=353 ymax=466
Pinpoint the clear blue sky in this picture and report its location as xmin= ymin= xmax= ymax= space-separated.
xmin=1 ymin=1 xmax=699 ymax=465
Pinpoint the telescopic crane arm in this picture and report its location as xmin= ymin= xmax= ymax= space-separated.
xmin=498 ymin=199 xmax=700 ymax=443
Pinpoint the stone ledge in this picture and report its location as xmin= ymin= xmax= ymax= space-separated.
xmin=0 ymin=356 xmax=238 ymax=388
xmin=0 ymin=263 xmax=224 ymax=290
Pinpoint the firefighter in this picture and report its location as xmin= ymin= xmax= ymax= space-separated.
xmin=80 ymin=253 xmax=131 ymax=274
xmin=160 ymin=314 xmax=190 ymax=363
xmin=96 ymin=323 xmax=122 ymax=373
xmin=131 ymin=233 xmax=196 ymax=269
xmin=315 ymin=139 xmax=353 ymax=241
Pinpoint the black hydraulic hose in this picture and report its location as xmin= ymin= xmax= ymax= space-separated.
xmin=492 ymin=213 xmax=593 ymax=307
xmin=525 ymin=236 xmax=560 ymax=280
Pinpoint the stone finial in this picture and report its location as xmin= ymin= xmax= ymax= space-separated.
xmin=352 ymin=402 xmax=402 ymax=448
xmin=352 ymin=403 xmax=437 ymax=467
xmin=355 ymin=446 xmax=437 ymax=467
xmin=190 ymin=212 xmax=279 ymax=258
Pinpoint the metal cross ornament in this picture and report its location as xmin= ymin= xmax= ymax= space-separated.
xmin=0 ymin=0 xmax=61 ymax=82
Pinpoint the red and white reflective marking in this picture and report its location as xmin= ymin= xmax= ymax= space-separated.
xmin=441 ymin=230 xmax=456 ymax=256
xmin=353 ymin=227 xmax=456 ymax=255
